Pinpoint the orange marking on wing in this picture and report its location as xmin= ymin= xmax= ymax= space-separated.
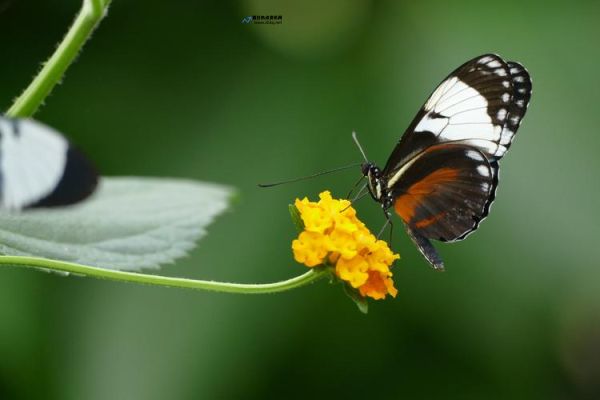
xmin=394 ymin=193 xmax=419 ymax=222
xmin=393 ymin=168 xmax=459 ymax=223
xmin=414 ymin=212 xmax=447 ymax=228
xmin=408 ymin=168 xmax=460 ymax=195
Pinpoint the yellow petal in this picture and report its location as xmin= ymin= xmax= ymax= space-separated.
xmin=336 ymin=255 xmax=369 ymax=288
xmin=292 ymin=231 xmax=328 ymax=267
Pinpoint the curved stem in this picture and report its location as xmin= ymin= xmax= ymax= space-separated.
xmin=6 ymin=0 xmax=112 ymax=117
xmin=0 ymin=256 xmax=330 ymax=294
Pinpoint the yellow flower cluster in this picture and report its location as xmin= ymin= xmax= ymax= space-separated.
xmin=291 ymin=191 xmax=399 ymax=300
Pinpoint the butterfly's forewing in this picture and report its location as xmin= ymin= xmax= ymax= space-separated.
xmin=0 ymin=117 xmax=98 ymax=210
xmin=504 ymin=61 xmax=532 ymax=144
xmin=383 ymin=54 xmax=531 ymax=183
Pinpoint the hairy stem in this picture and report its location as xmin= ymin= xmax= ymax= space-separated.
xmin=6 ymin=0 xmax=112 ymax=117
xmin=0 ymin=256 xmax=330 ymax=294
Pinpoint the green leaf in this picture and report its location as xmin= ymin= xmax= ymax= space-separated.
xmin=0 ymin=177 xmax=233 ymax=271
xmin=288 ymin=204 xmax=305 ymax=233
xmin=342 ymin=283 xmax=369 ymax=314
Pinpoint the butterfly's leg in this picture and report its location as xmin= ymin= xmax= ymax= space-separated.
xmin=341 ymin=183 xmax=369 ymax=213
xmin=386 ymin=211 xmax=394 ymax=246
xmin=376 ymin=218 xmax=389 ymax=239
xmin=346 ymin=175 xmax=365 ymax=199
xmin=377 ymin=210 xmax=393 ymax=241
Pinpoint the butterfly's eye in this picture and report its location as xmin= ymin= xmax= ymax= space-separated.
xmin=360 ymin=163 xmax=370 ymax=176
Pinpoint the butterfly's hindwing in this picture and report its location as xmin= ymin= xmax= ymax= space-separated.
xmin=404 ymin=224 xmax=445 ymax=271
xmin=391 ymin=144 xmax=495 ymax=242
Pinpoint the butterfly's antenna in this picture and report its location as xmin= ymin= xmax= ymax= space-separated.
xmin=352 ymin=131 xmax=369 ymax=162
xmin=258 ymin=162 xmax=361 ymax=188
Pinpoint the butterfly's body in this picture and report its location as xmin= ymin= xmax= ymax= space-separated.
xmin=361 ymin=54 xmax=532 ymax=270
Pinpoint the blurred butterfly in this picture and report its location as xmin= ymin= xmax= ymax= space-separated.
xmin=358 ymin=54 xmax=531 ymax=270
xmin=0 ymin=117 xmax=98 ymax=210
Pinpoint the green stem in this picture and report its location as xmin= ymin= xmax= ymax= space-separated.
xmin=6 ymin=0 xmax=112 ymax=117
xmin=0 ymin=256 xmax=330 ymax=294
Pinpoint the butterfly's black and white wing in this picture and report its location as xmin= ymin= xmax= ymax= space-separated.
xmin=383 ymin=54 xmax=531 ymax=177
xmin=0 ymin=117 xmax=98 ymax=210
xmin=380 ymin=54 xmax=531 ymax=269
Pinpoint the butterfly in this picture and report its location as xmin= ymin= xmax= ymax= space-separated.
xmin=360 ymin=54 xmax=531 ymax=270
xmin=0 ymin=116 xmax=98 ymax=210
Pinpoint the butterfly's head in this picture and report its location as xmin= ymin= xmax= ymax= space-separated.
xmin=360 ymin=162 xmax=373 ymax=177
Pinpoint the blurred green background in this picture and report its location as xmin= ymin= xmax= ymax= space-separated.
xmin=0 ymin=0 xmax=599 ymax=398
